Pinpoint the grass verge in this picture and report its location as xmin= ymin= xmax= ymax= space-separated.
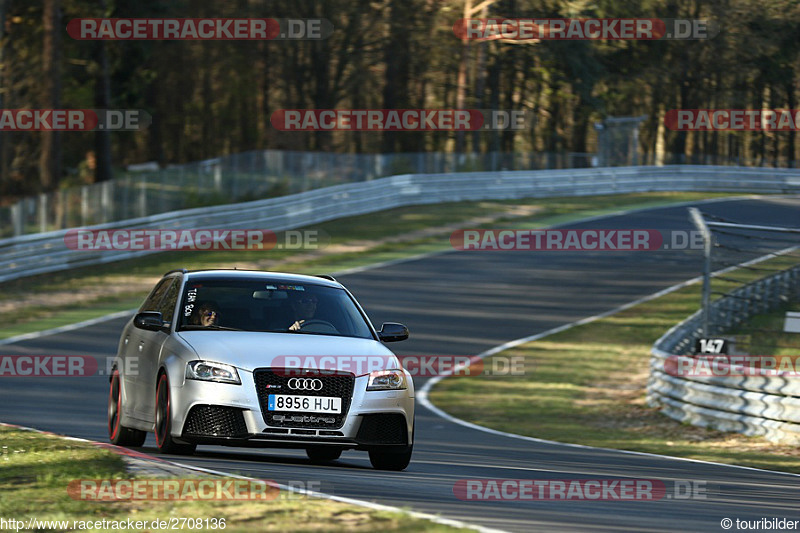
xmin=0 ymin=426 xmax=467 ymax=532
xmin=0 ymin=191 xmax=737 ymax=340
xmin=429 ymin=256 xmax=800 ymax=474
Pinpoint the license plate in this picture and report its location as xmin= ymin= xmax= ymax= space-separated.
xmin=267 ymin=394 xmax=342 ymax=414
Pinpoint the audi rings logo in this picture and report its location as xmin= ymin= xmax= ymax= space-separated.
xmin=287 ymin=378 xmax=323 ymax=391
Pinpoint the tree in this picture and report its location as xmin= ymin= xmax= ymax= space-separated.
xmin=39 ymin=0 xmax=61 ymax=190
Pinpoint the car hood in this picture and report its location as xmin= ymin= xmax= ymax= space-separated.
xmin=176 ymin=331 xmax=399 ymax=375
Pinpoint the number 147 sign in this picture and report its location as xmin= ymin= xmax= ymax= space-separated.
xmin=695 ymin=338 xmax=729 ymax=355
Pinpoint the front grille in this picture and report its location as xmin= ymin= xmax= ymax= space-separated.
xmin=356 ymin=414 xmax=408 ymax=445
xmin=183 ymin=405 xmax=248 ymax=438
xmin=254 ymin=368 xmax=355 ymax=429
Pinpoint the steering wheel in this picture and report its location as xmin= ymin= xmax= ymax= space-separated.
xmin=297 ymin=319 xmax=338 ymax=333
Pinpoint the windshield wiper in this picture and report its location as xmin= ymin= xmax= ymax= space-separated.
xmin=181 ymin=325 xmax=244 ymax=331
xmin=282 ymin=329 xmax=340 ymax=337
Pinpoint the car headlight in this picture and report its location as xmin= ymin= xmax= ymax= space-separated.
xmin=366 ymin=369 xmax=407 ymax=391
xmin=186 ymin=361 xmax=241 ymax=384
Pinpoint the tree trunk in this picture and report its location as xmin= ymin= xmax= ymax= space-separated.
xmin=0 ymin=0 xmax=8 ymax=185
xmin=787 ymin=74 xmax=796 ymax=167
xmin=381 ymin=0 xmax=413 ymax=153
xmin=94 ymin=39 xmax=112 ymax=181
xmin=39 ymin=0 xmax=62 ymax=190
xmin=455 ymin=0 xmax=474 ymax=154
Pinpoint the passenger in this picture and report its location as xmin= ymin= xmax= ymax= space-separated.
xmin=192 ymin=301 xmax=220 ymax=327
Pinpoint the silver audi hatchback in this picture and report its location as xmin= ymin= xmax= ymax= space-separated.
xmin=108 ymin=269 xmax=414 ymax=470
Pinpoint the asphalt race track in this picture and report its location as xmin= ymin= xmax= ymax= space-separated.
xmin=2 ymin=197 xmax=800 ymax=532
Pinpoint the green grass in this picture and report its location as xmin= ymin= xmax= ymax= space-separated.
xmin=429 ymin=258 xmax=800 ymax=473
xmin=0 ymin=426 xmax=467 ymax=532
xmin=0 ymin=191 xmax=737 ymax=340
xmin=0 ymin=296 xmax=144 ymax=338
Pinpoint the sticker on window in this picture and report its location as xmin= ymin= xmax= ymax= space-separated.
xmin=184 ymin=287 xmax=199 ymax=317
xmin=277 ymin=284 xmax=304 ymax=291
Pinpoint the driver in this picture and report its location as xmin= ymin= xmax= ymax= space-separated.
xmin=288 ymin=292 xmax=319 ymax=331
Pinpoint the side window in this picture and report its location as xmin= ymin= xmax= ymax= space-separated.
xmin=155 ymin=278 xmax=180 ymax=323
xmin=139 ymin=279 xmax=170 ymax=312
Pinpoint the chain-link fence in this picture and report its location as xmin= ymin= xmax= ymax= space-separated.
xmin=4 ymin=146 xmax=799 ymax=239
xmin=0 ymin=150 xmax=602 ymax=239
xmin=688 ymin=208 xmax=800 ymax=341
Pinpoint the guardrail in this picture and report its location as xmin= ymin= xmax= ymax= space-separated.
xmin=3 ymin=164 xmax=800 ymax=284
xmin=2 ymin=149 xmax=596 ymax=239
xmin=646 ymin=264 xmax=800 ymax=445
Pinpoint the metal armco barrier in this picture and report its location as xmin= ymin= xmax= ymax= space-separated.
xmin=647 ymin=264 xmax=800 ymax=444
xmin=2 ymin=164 xmax=800 ymax=284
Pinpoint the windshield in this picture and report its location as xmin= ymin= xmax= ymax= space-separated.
xmin=176 ymin=278 xmax=374 ymax=339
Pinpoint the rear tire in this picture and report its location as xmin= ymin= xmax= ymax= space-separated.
xmin=108 ymin=369 xmax=146 ymax=447
xmin=368 ymin=444 xmax=413 ymax=471
xmin=155 ymin=372 xmax=196 ymax=455
xmin=305 ymin=446 xmax=342 ymax=463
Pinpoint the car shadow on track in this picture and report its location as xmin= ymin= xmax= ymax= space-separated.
xmin=137 ymin=446 xmax=375 ymax=471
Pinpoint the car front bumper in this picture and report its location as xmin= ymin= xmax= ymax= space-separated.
xmin=168 ymin=369 xmax=415 ymax=449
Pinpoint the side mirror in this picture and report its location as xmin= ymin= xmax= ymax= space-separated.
xmin=378 ymin=322 xmax=409 ymax=342
xmin=134 ymin=311 xmax=166 ymax=331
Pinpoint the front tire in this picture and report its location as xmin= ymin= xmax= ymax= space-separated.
xmin=108 ymin=369 xmax=146 ymax=447
xmin=368 ymin=444 xmax=413 ymax=471
xmin=155 ymin=372 xmax=196 ymax=455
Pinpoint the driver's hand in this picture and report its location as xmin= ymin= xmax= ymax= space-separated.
xmin=289 ymin=320 xmax=305 ymax=331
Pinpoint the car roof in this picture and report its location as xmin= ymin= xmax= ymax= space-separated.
xmin=176 ymin=269 xmax=343 ymax=289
